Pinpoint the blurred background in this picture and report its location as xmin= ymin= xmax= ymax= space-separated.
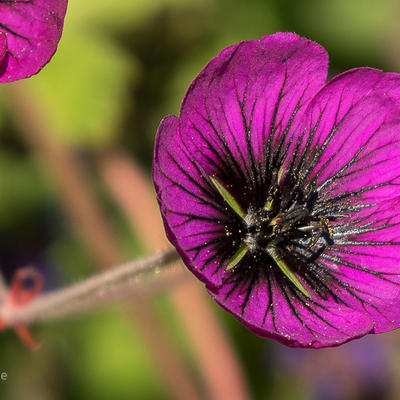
xmin=1 ymin=0 xmax=400 ymax=399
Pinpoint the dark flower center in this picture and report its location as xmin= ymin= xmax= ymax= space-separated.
xmin=242 ymin=178 xmax=334 ymax=260
xmin=213 ymin=166 xmax=336 ymax=298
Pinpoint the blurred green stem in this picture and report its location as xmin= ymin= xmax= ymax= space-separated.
xmin=3 ymin=249 xmax=180 ymax=326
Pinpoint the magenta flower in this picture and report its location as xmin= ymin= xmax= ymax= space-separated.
xmin=0 ymin=0 xmax=68 ymax=82
xmin=153 ymin=32 xmax=400 ymax=348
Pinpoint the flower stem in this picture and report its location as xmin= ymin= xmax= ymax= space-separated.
xmin=6 ymin=83 xmax=202 ymax=400
xmin=3 ymin=249 xmax=180 ymax=326
xmin=0 ymin=273 xmax=6 ymax=303
xmin=100 ymin=153 xmax=251 ymax=400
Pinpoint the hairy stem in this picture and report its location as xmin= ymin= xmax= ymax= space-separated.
xmin=6 ymin=83 xmax=202 ymax=400
xmin=100 ymin=152 xmax=251 ymax=400
xmin=3 ymin=249 xmax=180 ymax=326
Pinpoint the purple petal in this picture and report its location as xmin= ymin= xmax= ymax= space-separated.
xmin=179 ymin=32 xmax=328 ymax=180
xmin=297 ymin=68 xmax=400 ymax=193
xmin=210 ymin=278 xmax=374 ymax=348
xmin=0 ymin=30 xmax=7 ymax=74
xmin=153 ymin=115 xmax=228 ymax=289
xmin=0 ymin=0 xmax=68 ymax=82
xmin=297 ymin=69 xmax=400 ymax=332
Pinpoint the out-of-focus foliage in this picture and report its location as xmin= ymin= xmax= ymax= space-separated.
xmin=67 ymin=0 xmax=207 ymax=29
xmin=0 ymin=153 xmax=51 ymax=229
xmin=1 ymin=0 xmax=400 ymax=399
xmin=276 ymin=0 xmax=394 ymax=68
xmin=27 ymin=29 xmax=135 ymax=148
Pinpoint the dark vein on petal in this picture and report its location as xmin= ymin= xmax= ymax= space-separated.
xmin=280 ymin=284 xmax=320 ymax=339
xmin=262 ymin=273 xmax=274 ymax=326
xmin=316 ymin=126 xmax=394 ymax=191
xmin=264 ymin=72 xmax=287 ymax=175
xmin=319 ymin=253 xmax=398 ymax=283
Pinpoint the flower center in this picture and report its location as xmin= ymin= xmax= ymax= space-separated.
xmin=211 ymin=170 xmax=335 ymax=298
xmin=243 ymin=193 xmax=334 ymax=256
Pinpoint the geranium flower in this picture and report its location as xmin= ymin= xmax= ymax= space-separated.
xmin=153 ymin=32 xmax=400 ymax=348
xmin=0 ymin=0 xmax=68 ymax=82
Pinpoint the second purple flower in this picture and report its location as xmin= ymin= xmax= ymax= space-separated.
xmin=0 ymin=0 xmax=68 ymax=82
xmin=153 ymin=32 xmax=400 ymax=348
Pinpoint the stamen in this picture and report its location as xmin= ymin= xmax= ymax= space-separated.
xmin=265 ymin=197 xmax=274 ymax=211
xmin=226 ymin=242 xmax=248 ymax=270
xmin=266 ymin=246 xmax=311 ymax=298
xmin=210 ymin=176 xmax=246 ymax=219
xmin=277 ymin=164 xmax=284 ymax=185
xmin=264 ymin=167 xmax=283 ymax=211
xmin=297 ymin=225 xmax=317 ymax=232
xmin=264 ymin=187 xmax=278 ymax=211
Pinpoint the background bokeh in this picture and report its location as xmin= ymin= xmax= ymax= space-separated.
xmin=1 ymin=0 xmax=400 ymax=399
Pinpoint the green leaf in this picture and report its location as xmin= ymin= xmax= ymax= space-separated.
xmin=266 ymin=246 xmax=311 ymax=298
xmin=226 ymin=242 xmax=248 ymax=270
xmin=210 ymin=176 xmax=246 ymax=219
